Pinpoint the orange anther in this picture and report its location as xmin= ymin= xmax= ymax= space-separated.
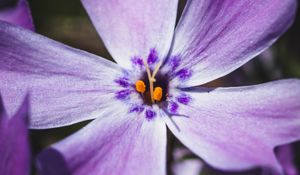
xmin=153 ymin=87 xmax=163 ymax=101
xmin=135 ymin=80 xmax=146 ymax=93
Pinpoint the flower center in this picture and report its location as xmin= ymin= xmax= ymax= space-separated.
xmin=114 ymin=49 xmax=193 ymax=120
xmin=135 ymin=60 xmax=168 ymax=105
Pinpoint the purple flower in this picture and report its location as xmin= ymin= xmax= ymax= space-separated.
xmin=0 ymin=94 xmax=30 ymax=175
xmin=0 ymin=0 xmax=34 ymax=30
xmin=0 ymin=0 xmax=299 ymax=175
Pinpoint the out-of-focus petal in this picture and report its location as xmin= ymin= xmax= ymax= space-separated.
xmin=172 ymin=148 xmax=203 ymax=175
xmin=164 ymin=79 xmax=300 ymax=173
xmin=200 ymin=166 xmax=262 ymax=175
xmin=81 ymin=0 xmax=178 ymax=69
xmin=172 ymin=159 xmax=203 ymax=175
xmin=170 ymin=0 xmax=297 ymax=87
xmin=37 ymin=105 xmax=167 ymax=175
xmin=0 ymin=94 xmax=30 ymax=175
xmin=276 ymin=144 xmax=298 ymax=175
xmin=0 ymin=21 xmax=126 ymax=129
xmin=0 ymin=0 xmax=34 ymax=30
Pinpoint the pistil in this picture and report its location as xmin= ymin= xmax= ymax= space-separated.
xmin=143 ymin=60 xmax=155 ymax=103
xmin=151 ymin=60 xmax=163 ymax=82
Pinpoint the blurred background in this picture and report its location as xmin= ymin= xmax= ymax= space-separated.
xmin=23 ymin=0 xmax=300 ymax=174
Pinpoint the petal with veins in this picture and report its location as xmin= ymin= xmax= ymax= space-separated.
xmin=37 ymin=105 xmax=167 ymax=175
xmin=0 ymin=22 xmax=126 ymax=129
xmin=164 ymin=79 xmax=300 ymax=173
xmin=170 ymin=0 xmax=297 ymax=87
xmin=81 ymin=0 xmax=178 ymax=69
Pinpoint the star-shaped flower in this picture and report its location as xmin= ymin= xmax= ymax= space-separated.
xmin=0 ymin=0 xmax=300 ymax=175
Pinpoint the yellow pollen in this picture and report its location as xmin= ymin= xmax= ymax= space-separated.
xmin=153 ymin=87 xmax=163 ymax=101
xmin=135 ymin=80 xmax=146 ymax=93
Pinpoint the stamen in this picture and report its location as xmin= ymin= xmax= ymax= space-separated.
xmin=142 ymin=56 xmax=164 ymax=104
xmin=153 ymin=87 xmax=163 ymax=101
xmin=135 ymin=80 xmax=146 ymax=93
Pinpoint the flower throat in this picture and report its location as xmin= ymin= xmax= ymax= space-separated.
xmin=135 ymin=60 xmax=169 ymax=105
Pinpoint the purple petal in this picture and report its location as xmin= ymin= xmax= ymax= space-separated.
xmin=170 ymin=0 xmax=297 ymax=87
xmin=81 ymin=0 xmax=178 ymax=69
xmin=172 ymin=148 xmax=203 ymax=175
xmin=172 ymin=159 xmax=203 ymax=175
xmin=36 ymin=148 xmax=71 ymax=175
xmin=0 ymin=0 xmax=34 ymax=30
xmin=0 ymin=94 xmax=30 ymax=175
xmin=164 ymin=79 xmax=300 ymax=173
xmin=0 ymin=22 xmax=126 ymax=129
xmin=37 ymin=107 xmax=167 ymax=175
xmin=0 ymin=94 xmax=5 ymax=116
xmin=276 ymin=144 xmax=298 ymax=175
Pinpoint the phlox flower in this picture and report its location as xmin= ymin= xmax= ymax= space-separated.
xmin=0 ymin=0 xmax=299 ymax=175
